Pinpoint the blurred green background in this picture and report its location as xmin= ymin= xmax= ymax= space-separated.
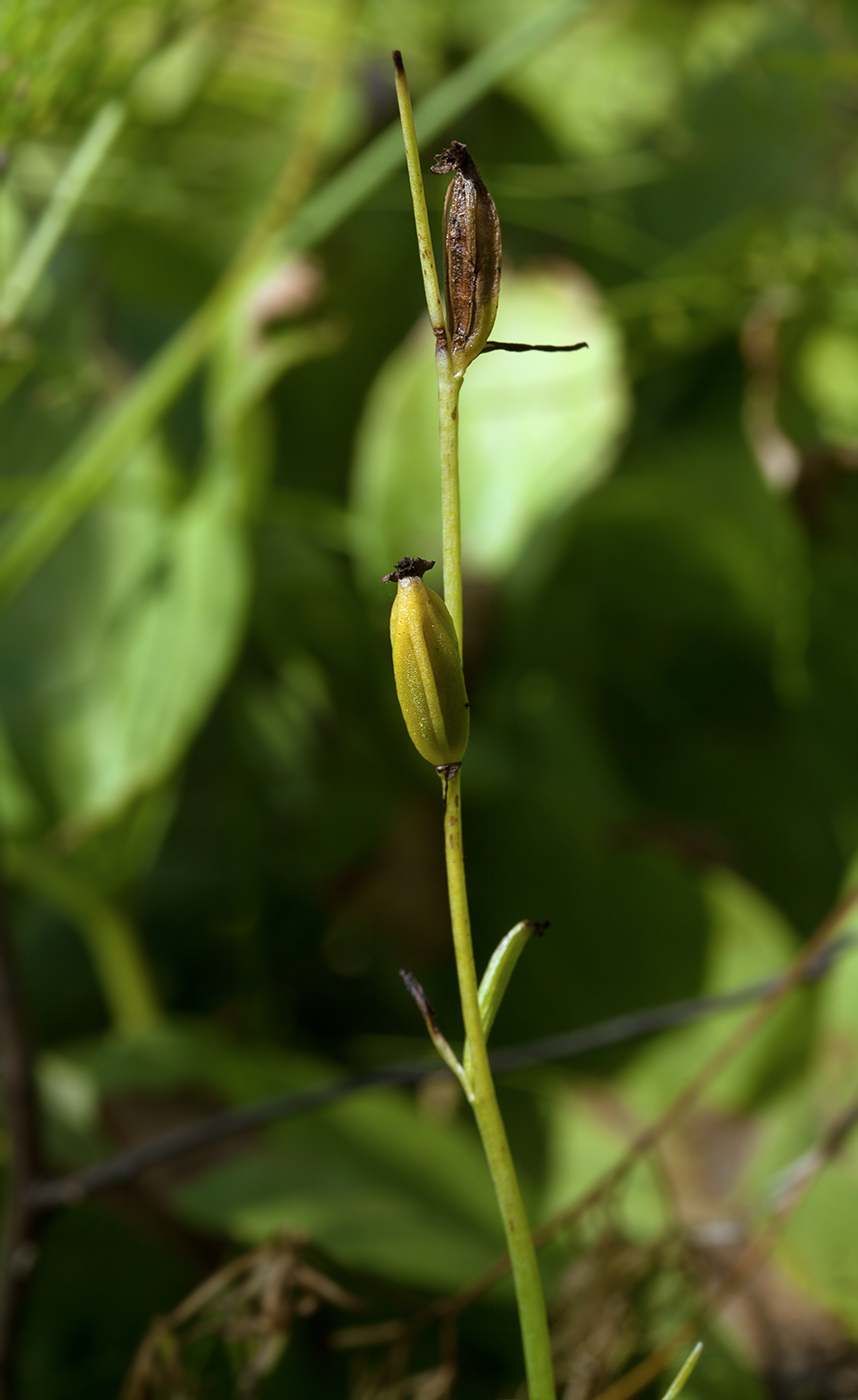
xmin=2 ymin=0 xmax=858 ymax=1395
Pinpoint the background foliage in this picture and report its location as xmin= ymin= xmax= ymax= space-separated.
xmin=2 ymin=1 xmax=858 ymax=1396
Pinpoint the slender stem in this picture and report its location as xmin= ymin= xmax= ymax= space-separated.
xmin=438 ymin=367 xmax=464 ymax=648
xmin=444 ymin=771 xmax=555 ymax=1399
xmin=394 ymin=48 xmax=555 ymax=1397
xmin=399 ymin=969 xmax=473 ymax=1100
xmin=392 ymin=52 xmax=464 ymax=644
xmin=392 ymin=52 xmax=446 ymax=339
xmin=0 ymin=100 xmax=126 ymax=333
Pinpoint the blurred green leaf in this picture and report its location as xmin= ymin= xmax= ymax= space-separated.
xmin=776 ymin=1133 xmax=858 ymax=1330
xmin=0 ymin=439 xmax=249 ymax=829
xmin=540 ymin=1077 xmax=669 ymax=1241
xmin=351 ymin=263 xmax=629 ymax=582
xmin=8 ymin=844 xmax=162 ymax=1031
xmin=65 ymin=1023 xmax=510 ymax=1291
xmin=178 ymin=1092 xmax=508 ymax=1291
xmin=621 ymin=870 xmax=809 ymax=1121
xmin=798 ymin=326 xmax=858 ymax=446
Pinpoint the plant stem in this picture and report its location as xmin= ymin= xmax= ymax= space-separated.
xmin=392 ymin=54 xmax=446 ymax=340
xmin=392 ymin=52 xmax=464 ymax=644
xmin=394 ymin=51 xmax=555 ymax=1397
xmin=437 ymin=367 xmax=464 ymax=647
xmin=444 ymin=770 xmax=555 ymax=1400
xmin=0 ymin=100 xmax=126 ymax=333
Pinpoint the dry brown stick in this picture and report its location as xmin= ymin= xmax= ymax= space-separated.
xmin=0 ymin=865 xmax=43 ymax=1396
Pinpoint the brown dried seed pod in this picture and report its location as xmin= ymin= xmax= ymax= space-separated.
xmin=431 ymin=141 xmax=501 ymax=377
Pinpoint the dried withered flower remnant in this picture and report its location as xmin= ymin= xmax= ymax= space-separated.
xmin=383 ymin=556 xmax=470 ymax=769
xmin=431 ymin=141 xmax=501 ymax=378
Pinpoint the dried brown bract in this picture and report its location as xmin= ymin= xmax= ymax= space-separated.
xmin=431 ymin=141 xmax=501 ymax=377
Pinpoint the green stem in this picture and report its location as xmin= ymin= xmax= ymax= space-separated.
xmin=444 ymin=771 xmax=555 ymax=1400
xmin=392 ymin=54 xmax=446 ymax=338
xmin=0 ymin=100 xmax=126 ymax=332
xmin=438 ymin=367 xmax=464 ymax=648
xmin=393 ymin=52 xmax=463 ymax=642
xmin=395 ymin=49 xmax=555 ymax=1396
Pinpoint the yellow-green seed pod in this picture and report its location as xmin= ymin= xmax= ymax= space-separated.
xmin=383 ymin=557 xmax=469 ymax=769
xmin=431 ymin=141 xmax=501 ymax=379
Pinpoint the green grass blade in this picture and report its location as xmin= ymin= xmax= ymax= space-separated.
xmin=660 ymin=1343 xmax=703 ymax=1400
xmin=0 ymin=99 xmax=126 ymax=331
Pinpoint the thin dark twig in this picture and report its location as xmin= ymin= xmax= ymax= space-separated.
xmin=27 ymin=1065 xmax=426 ymax=1212
xmin=26 ymin=934 xmax=852 ymax=1215
xmin=486 ymin=932 xmax=850 ymax=1073
xmin=481 ymin=340 xmax=588 ymax=353
xmin=0 ymin=866 xmax=43 ymax=1396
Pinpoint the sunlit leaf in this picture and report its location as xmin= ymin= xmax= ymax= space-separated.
xmin=351 ymin=263 xmax=629 ymax=583
xmin=0 ymin=440 xmax=249 ymax=829
xmin=797 ymin=326 xmax=858 ymax=446
xmin=620 ymin=871 xmax=809 ymax=1121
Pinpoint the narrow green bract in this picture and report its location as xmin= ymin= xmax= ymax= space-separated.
xmin=385 ymin=557 xmax=469 ymax=768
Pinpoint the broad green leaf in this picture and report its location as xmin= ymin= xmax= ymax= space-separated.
xmin=746 ymin=1052 xmax=858 ymax=1330
xmin=745 ymin=890 xmax=858 ymax=1328
xmin=0 ymin=439 xmax=249 ymax=829
xmin=620 ymin=871 xmax=809 ymax=1122
xmin=178 ymin=1088 xmax=508 ymax=1291
xmin=351 ymin=263 xmax=629 ymax=583
xmin=477 ymin=1 xmax=778 ymax=160
xmin=501 ymin=11 xmax=682 ymax=158
xmin=63 ymin=1023 xmax=508 ymax=1292
xmin=776 ymin=1145 xmax=858 ymax=1329
xmin=539 ymin=1075 xmax=669 ymax=1242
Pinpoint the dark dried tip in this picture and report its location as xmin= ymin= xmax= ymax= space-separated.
xmin=382 ymin=556 xmax=435 ymax=583
xmin=526 ymin=919 xmax=550 ymax=937
xmin=400 ymin=969 xmax=436 ymax=1023
xmin=430 ymin=140 xmax=477 ymax=178
xmin=392 ymin=50 xmax=404 ymax=73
